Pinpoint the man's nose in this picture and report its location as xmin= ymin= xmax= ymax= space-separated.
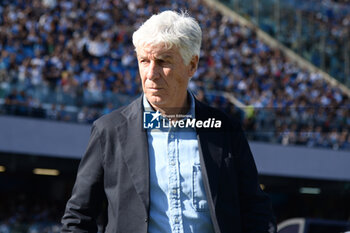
xmin=146 ymin=61 xmax=159 ymax=80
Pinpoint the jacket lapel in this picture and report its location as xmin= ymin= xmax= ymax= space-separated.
xmin=119 ymin=96 xmax=150 ymax=213
xmin=195 ymin=100 xmax=224 ymax=204
xmin=195 ymin=99 xmax=224 ymax=233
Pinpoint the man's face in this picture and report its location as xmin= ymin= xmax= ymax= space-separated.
xmin=137 ymin=43 xmax=198 ymax=109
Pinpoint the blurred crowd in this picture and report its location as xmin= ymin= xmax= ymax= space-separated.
xmin=282 ymin=0 xmax=350 ymax=80
xmin=250 ymin=0 xmax=350 ymax=82
xmin=0 ymin=194 xmax=62 ymax=233
xmin=0 ymin=0 xmax=349 ymax=150
xmin=226 ymin=0 xmax=350 ymax=82
xmin=302 ymin=0 xmax=350 ymax=26
xmin=287 ymin=0 xmax=350 ymax=30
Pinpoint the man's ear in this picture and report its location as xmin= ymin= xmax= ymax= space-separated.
xmin=188 ymin=55 xmax=199 ymax=77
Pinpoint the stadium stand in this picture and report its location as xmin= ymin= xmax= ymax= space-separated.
xmin=0 ymin=194 xmax=62 ymax=233
xmin=0 ymin=0 xmax=350 ymax=231
xmin=1 ymin=0 xmax=349 ymax=151
xmin=219 ymin=0 xmax=350 ymax=85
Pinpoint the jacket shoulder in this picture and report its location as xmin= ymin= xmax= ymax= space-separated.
xmin=195 ymin=99 xmax=242 ymax=130
xmin=93 ymin=96 xmax=142 ymax=131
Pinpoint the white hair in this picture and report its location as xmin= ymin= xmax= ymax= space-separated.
xmin=132 ymin=10 xmax=202 ymax=65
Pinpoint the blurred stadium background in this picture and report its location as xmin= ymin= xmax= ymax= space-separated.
xmin=0 ymin=0 xmax=350 ymax=232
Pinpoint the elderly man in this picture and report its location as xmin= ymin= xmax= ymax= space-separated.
xmin=62 ymin=11 xmax=276 ymax=233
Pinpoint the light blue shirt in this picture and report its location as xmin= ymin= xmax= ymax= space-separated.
xmin=143 ymin=94 xmax=215 ymax=233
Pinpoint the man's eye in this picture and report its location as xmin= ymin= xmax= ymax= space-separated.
xmin=157 ymin=60 xmax=168 ymax=65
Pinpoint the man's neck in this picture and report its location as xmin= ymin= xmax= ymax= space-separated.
xmin=150 ymin=95 xmax=191 ymax=121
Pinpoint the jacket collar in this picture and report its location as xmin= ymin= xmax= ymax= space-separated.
xmin=118 ymin=95 xmax=150 ymax=213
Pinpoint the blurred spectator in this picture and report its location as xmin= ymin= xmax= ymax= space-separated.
xmin=0 ymin=0 xmax=349 ymax=151
xmin=0 ymin=194 xmax=63 ymax=233
xmin=46 ymin=104 xmax=59 ymax=121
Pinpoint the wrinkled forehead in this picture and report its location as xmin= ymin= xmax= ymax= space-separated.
xmin=136 ymin=42 xmax=179 ymax=58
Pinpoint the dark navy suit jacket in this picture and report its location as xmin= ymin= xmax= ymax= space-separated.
xmin=61 ymin=95 xmax=276 ymax=233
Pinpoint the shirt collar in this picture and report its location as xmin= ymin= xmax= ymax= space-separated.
xmin=142 ymin=91 xmax=196 ymax=119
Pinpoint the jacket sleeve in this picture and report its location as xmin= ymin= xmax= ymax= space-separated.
xmin=61 ymin=122 xmax=106 ymax=232
xmin=234 ymin=124 xmax=277 ymax=233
